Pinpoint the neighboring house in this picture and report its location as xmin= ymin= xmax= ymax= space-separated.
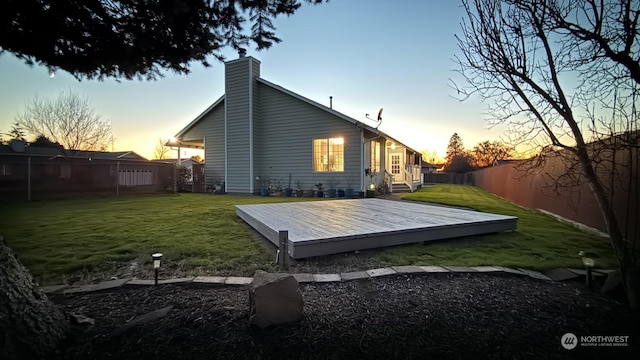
xmin=151 ymin=158 xmax=203 ymax=181
xmin=0 ymin=140 xmax=173 ymax=195
xmin=150 ymin=158 xmax=206 ymax=192
xmin=421 ymin=162 xmax=440 ymax=174
xmin=172 ymin=53 xmax=422 ymax=194
xmin=493 ymin=159 xmax=519 ymax=166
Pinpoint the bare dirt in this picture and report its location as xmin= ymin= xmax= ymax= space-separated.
xmin=50 ymin=272 xmax=638 ymax=360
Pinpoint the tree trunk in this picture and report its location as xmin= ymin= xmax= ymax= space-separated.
xmin=0 ymin=238 xmax=68 ymax=360
xmin=577 ymin=148 xmax=640 ymax=311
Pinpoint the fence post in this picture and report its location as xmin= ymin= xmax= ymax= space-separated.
xmin=173 ymin=162 xmax=177 ymax=193
xmin=116 ymin=161 xmax=120 ymax=197
xmin=27 ymin=156 xmax=31 ymax=202
xmin=278 ymin=230 xmax=289 ymax=271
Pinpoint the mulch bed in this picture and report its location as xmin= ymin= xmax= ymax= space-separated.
xmin=50 ymin=273 xmax=638 ymax=360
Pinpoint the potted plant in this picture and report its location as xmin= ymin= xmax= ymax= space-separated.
xmin=326 ymin=178 xmax=338 ymax=198
xmin=284 ymin=173 xmax=293 ymax=197
xmin=294 ymin=180 xmax=304 ymax=197
xmin=256 ymin=175 xmax=270 ymax=196
xmin=314 ymin=182 xmax=324 ymax=198
xmin=345 ymin=175 xmax=355 ymax=198
xmin=273 ymin=178 xmax=283 ymax=196
xmin=305 ymin=183 xmax=315 ymax=197
xmin=365 ymin=168 xmax=377 ymax=198
xmin=214 ymin=179 xmax=225 ymax=194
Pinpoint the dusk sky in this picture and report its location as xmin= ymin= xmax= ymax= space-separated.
xmin=0 ymin=0 xmax=507 ymax=160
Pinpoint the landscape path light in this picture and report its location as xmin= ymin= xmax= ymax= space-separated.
xmin=152 ymin=253 xmax=163 ymax=286
xmin=579 ymin=251 xmax=595 ymax=289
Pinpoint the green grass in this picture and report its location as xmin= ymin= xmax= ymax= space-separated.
xmin=380 ymin=184 xmax=616 ymax=270
xmin=0 ymin=194 xmax=315 ymax=284
xmin=0 ymin=185 xmax=617 ymax=284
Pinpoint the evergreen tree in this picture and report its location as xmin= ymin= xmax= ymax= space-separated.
xmin=445 ymin=133 xmax=465 ymax=165
xmin=8 ymin=122 xmax=26 ymax=141
xmin=1 ymin=0 xmax=325 ymax=80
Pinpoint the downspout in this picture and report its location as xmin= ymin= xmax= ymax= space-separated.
xmin=249 ymin=60 xmax=254 ymax=194
xmin=360 ymin=128 xmax=364 ymax=191
xmin=361 ymin=131 xmax=384 ymax=191
xmin=224 ymin=96 xmax=228 ymax=191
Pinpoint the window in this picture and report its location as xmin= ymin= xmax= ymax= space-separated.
xmin=370 ymin=141 xmax=380 ymax=172
xmin=391 ymin=154 xmax=401 ymax=175
xmin=313 ymin=137 xmax=344 ymax=172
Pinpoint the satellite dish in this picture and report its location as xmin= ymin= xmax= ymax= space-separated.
xmin=365 ymin=107 xmax=384 ymax=129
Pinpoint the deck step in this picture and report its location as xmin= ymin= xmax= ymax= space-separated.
xmin=391 ymin=184 xmax=412 ymax=193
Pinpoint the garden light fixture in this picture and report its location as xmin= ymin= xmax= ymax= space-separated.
xmin=152 ymin=253 xmax=163 ymax=285
xmin=579 ymin=251 xmax=594 ymax=289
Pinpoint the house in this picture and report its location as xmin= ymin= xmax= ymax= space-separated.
xmin=421 ymin=162 xmax=440 ymax=174
xmin=493 ymin=159 xmax=520 ymax=166
xmin=0 ymin=140 xmax=173 ymax=197
xmin=150 ymin=158 xmax=203 ymax=180
xmin=172 ymin=52 xmax=422 ymax=194
xmin=151 ymin=158 xmax=205 ymax=192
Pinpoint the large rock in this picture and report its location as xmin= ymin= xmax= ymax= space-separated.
xmin=249 ymin=270 xmax=303 ymax=329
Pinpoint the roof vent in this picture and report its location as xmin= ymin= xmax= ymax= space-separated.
xmin=9 ymin=139 xmax=25 ymax=153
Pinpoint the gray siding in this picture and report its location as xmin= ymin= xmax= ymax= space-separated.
xmin=254 ymin=83 xmax=362 ymax=192
xmin=181 ymin=103 xmax=225 ymax=189
xmin=204 ymin=105 xmax=225 ymax=187
xmin=180 ymin=119 xmax=206 ymax=141
xmin=225 ymin=57 xmax=261 ymax=193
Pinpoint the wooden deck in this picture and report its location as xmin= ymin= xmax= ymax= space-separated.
xmin=236 ymin=198 xmax=518 ymax=259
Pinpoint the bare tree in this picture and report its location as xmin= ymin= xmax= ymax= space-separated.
xmin=16 ymin=90 xmax=113 ymax=151
xmin=455 ymin=0 xmax=639 ymax=309
xmin=153 ymin=138 xmax=171 ymax=160
xmin=420 ymin=149 xmax=444 ymax=164
xmin=470 ymin=140 xmax=514 ymax=168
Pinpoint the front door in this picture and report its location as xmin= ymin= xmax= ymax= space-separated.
xmin=389 ymin=151 xmax=404 ymax=183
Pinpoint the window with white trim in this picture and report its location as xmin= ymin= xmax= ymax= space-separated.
xmin=313 ymin=138 xmax=344 ymax=172
xmin=370 ymin=141 xmax=380 ymax=172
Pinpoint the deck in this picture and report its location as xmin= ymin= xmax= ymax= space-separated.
xmin=236 ymin=198 xmax=518 ymax=259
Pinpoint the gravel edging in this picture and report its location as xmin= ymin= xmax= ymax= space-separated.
xmin=39 ymin=265 xmax=561 ymax=295
xmin=50 ymin=272 xmax=638 ymax=360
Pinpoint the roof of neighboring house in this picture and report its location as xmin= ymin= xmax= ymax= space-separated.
xmin=150 ymin=158 xmax=203 ymax=165
xmin=422 ymin=162 xmax=440 ymax=168
xmin=493 ymin=159 xmax=521 ymax=166
xmin=0 ymin=142 xmax=147 ymax=160
xmin=174 ymin=75 xmax=420 ymax=154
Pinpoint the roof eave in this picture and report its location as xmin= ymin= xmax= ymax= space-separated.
xmin=175 ymin=95 xmax=225 ymax=138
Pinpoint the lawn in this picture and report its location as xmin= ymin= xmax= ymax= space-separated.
xmin=0 ymin=185 xmax=617 ymax=285
xmin=390 ymin=184 xmax=616 ymax=270
xmin=0 ymin=194 xmax=313 ymax=284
